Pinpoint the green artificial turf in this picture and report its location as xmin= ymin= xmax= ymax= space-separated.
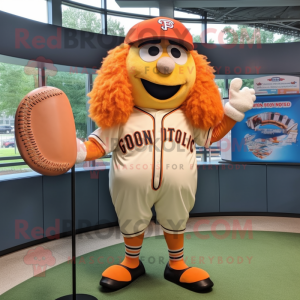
xmin=1 ymin=231 xmax=300 ymax=300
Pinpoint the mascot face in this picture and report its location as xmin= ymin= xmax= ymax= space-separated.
xmin=88 ymin=17 xmax=224 ymax=130
xmin=127 ymin=39 xmax=196 ymax=109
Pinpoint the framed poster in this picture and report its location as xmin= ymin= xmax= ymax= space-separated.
xmin=225 ymin=94 xmax=300 ymax=163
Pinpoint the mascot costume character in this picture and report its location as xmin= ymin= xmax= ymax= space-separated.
xmin=75 ymin=17 xmax=256 ymax=292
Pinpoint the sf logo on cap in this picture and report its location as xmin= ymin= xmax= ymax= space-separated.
xmin=158 ymin=19 xmax=174 ymax=31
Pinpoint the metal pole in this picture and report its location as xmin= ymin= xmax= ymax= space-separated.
xmin=56 ymin=166 xmax=97 ymax=299
xmin=48 ymin=0 xmax=63 ymax=26
xmin=225 ymin=79 xmax=229 ymax=98
xmin=159 ymin=0 xmax=174 ymax=18
xmin=85 ymin=73 xmax=96 ymax=168
xmin=72 ymin=165 xmax=76 ymax=299
xmin=86 ymin=74 xmax=93 ymax=137
xmin=204 ymin=11 xmax=207 ymax=43
xmin=38 ymin=67 xmax=46 ymax=87
xmin=203 ymin=147 xmax=207 ymax=162
xmin=101 ymin=0 xmax=107 ymax=34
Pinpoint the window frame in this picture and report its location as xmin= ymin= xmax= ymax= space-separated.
xmin=0 ymin=1 xmax=207 ymax=173
xmin=59 ymin=0 xmax=205 ymax=155
xmin=61 ymin=0 xmax=205 ymax=36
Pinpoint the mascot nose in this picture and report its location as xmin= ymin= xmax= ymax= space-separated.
xmin=157 ymin=57 xmax=175 ymax=75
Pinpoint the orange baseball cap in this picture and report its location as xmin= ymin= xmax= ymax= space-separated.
xmin=125 ymin=17 xmax=194 ymax=50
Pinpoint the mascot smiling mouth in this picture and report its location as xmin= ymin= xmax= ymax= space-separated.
xmin=141 ymin=79 xmax=182 ymax=100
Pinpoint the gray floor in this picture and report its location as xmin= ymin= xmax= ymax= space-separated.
xmin=0 ymin=215 xmax=300 ymax=295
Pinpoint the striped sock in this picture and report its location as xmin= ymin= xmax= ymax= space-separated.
xmin=168 ymin=247 xmax=184 ymax=261
xmin=125 ymin=243 xmax=142 ymax=259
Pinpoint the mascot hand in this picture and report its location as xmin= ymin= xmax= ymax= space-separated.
xmin=75 ymin=138 xmax=87 ymax=164
xmin=224 ymin=78 xmax=256 ymax=122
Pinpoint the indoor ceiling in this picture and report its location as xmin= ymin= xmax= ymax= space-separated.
xmin=116 ymin=1 xmax=300 ymax=38
xmin=176 ymin=6 xmax=300 ymax=37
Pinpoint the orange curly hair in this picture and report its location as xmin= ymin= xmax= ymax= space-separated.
xmin=88 ymin=44 xmax=224 ymax=130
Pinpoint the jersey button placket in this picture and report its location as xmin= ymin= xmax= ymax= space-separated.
xmin=153 ymin=112 xmax=162 ymax=189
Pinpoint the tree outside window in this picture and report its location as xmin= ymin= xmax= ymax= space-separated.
xmin=207 ymin=24 xmax=299 ymax=44
xmin=62 ymin=5 xmax=125 ymax=36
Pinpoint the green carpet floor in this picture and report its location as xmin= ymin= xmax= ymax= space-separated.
xmin=1 ymin=231 xmax=300 ymax=300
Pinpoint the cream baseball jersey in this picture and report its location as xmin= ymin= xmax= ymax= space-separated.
xmin=89 ymin=106 xmax=212 ymax=237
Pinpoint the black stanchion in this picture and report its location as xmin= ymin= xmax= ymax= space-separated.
xmin=56 ymin=166 xmax=97 ymax=300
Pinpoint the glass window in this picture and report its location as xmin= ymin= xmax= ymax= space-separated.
xmin=253 ymin=27 xmax=299 ymax=43
xmin=214 ymin=79 xmax=228 ymax=99
xmin=0 ymin=153 xmax=33 ymax=175
xmin=207 ymin=24 xmax=238 ymax=44
xmin=46 ymin=71 xmax=88 ymax=139
xmin=108 ymin=0 xmax=152 ymax=15
xmin=207 ymin=24 xmax=299 ymax=44
xmin=0 ymin=62 xmax=36 ymax=122
xmin=69 ymin=0 xmax=102 ymax=7
xmin=62 ymin=4 xmax=103 ymax=34
xmin=229 ymin=78 xmax=254 ymax=90
xmin=182 ymin=22 xmax=203 ymax=42
xmin=150 ymin=8 xmax=159 ymax=16
xmin=107 ymin=15 xmax=142 ymax=36
xmin=174 ymin=10 xmax=201 ymax=19
xmin=0 ymin=62 xmax=36 ymax=175
xmin=0 ymin=0 xmax=48 ymax=23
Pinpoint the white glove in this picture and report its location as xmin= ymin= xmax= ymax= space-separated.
xmin=75 ymin=138 xmax=87 ymax=164
xmin=224 ymin=78 xmax=256 ymax=122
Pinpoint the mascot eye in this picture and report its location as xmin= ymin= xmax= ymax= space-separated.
xmin=149 ymin=46 xmax=159 ymax=56
xmin=167 ymin=45 xmax=188 ymax=65
xmin=139 ymin=44 xmax=163 ymax=62
xmin=171 ymin=48 xmax=181 ymax=58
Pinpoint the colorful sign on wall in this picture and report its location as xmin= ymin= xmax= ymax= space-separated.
xmin=254 ymin=75 xmax=299 ymax=95
xmin=225 ymin=94 xmax=300 ymax=163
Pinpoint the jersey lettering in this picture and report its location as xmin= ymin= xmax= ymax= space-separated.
xmin=168 ymin=128 xmax=175 ymax=141
xmin=118 ymin=128 xmax=195 ymax=153
xmin=142 ymin=130 xmax=153 ymax=145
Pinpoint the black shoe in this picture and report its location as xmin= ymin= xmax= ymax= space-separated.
xmin=164 ymin=262 xmax=214 ymax=293
xmin=100 ymin=260 xmax=145 ymax=291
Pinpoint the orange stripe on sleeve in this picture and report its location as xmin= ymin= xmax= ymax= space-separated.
xmin=84 ymin=138 xmax=105 ymax=161
xmin=210 ymin=115 xmax=236 ymax=144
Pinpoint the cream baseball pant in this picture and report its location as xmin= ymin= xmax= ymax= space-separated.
xmin=109 ymin=163 xmax=197 ymax=237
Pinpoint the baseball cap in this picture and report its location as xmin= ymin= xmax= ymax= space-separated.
xmin=125 ymin=17 xmax=194 ymax=50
